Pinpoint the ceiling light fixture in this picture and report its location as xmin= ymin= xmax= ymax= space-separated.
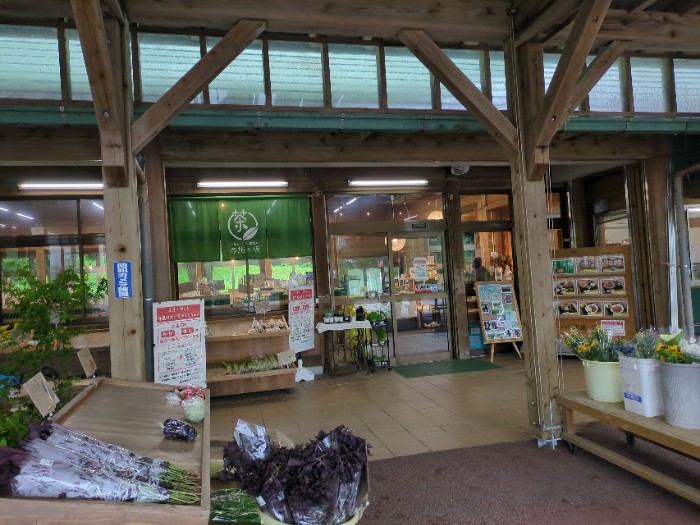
xmin=197 ymin=181 xmax=288 ymax=188
xmin=19 ymin=182 xmax=104 ymax=190
xmin=16 ymin=213 xmax=34 ymax=220
xmin=348 ymin=179 xmax=428 ymax=187
xmin=92 ymin=201 xmax=105 ymax=210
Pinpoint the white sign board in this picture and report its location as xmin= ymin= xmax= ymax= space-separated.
xmin=600 ymin=319 xmax=626 ymax=336
xmin=288 ymin=286 xmax=315 ymax=353
xmin=22 ymin=372 xmax=59 ymax=417
xmin=153 ymin=299 xmax=206 ymax=387
xmin=413 ymin=256 xmax=429 ymax=281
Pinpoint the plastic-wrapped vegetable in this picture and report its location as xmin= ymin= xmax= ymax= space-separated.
xmin=209 ymin=488 xmax=260 ymax=523
xmin=182 ymin=397 xmax=206 ymax=423
xmin=162 ymin=418 xmax=198 ymax=442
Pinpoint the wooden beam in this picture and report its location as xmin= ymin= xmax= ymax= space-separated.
xmin=130 ymin=19 xmax=266 ymax=155
xmin=514 ymin=0 xmax=576 ymax=46
xmin=630 ymin=0 xmax=656 ymax=14
xmin=397 ymin=29 xmax=518 ymax=154
xmin=549 ymin=40 xmax=629 ymax=134
xmin=70 ymin=0 xmax=127 ymax=186
xmin=102 ymin=0 xmax=127 ymax=26
xmin=534 ymin=0 xmax=613 ymax=148
xmin=682 ymin=2 xmax=700 ymax=16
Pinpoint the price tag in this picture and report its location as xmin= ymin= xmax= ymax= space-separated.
xmin=22 ymin=372 xmax=59 ymax=417
xmin=77 ymin=347 xmax=98 ymax=377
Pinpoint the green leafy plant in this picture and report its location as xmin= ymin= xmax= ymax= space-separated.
xmin=367 ymin=311 xmax=387 ymax=341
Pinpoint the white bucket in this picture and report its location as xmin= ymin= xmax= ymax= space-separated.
xmin=660 ymin=362 xmax=700 ymax=429
xmin=619 ymin=356 xmax=664 ymax=417
xmin=581 ymin=359 xmax=624 ymax=402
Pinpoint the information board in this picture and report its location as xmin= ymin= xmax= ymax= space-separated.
xmin=153 ymin=299 xmax=206 ymax=387
xmin=475 ymin=281 xmax=523 ymax=343
xmin=288 ymin=286 xmax=315 ymax=353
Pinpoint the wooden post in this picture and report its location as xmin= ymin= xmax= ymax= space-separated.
xmin=446 ymin=178 xmax=470 ymax=358
xmin=507 ymin=40 xmax=561 ymax=442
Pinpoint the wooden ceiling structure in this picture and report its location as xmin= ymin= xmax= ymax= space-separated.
xmin=2 ymin=0 xmax=698 ymax=442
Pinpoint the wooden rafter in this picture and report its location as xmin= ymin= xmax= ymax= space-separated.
xmin=549 ymin=40 xmax=629 ymax=134
xmin=514 ymin=0 xmax=575 ymax=46
xmin=131 ymin=18 xmax=266 ymax=155
xmin=70 ymin=0 xmax=127 ymax=186
xmin=102 ymin=0 xmax=127 ymax=26
xmin=682 ymin=2 xmax=700 ymax=16
xmin=630 ymin=0 xmax=657 ymax=13
xmin=397 ymin=29 xmax=518 ymax=154
xmin=533 ymin=0 xmax=613 ymax=148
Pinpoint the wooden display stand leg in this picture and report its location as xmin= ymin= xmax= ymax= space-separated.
xmin=490 ymin=343 xmax=495 ymax=363
xmin=490 ymin=342 xmax=523 ymax=362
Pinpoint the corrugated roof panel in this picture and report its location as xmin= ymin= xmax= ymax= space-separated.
xmin=207 ymin=38 xmax=265 ymax=105
xmin=674 ymin=58 xmax=700 ymax=113
xmin=588 ymin=56 xmax=625 ymax=112
xmin=268 ymin=40 xmax=324 ymax=107
xmin=440 ymin=49 xmax=482 ymax=111
xmin=385 ymin=46 xmax=432 ymax=110
xmin=66 ymin=29 xmax=91 ymax=101
xmin=490 ymin=51 xmax=508 ymax=110
xmin=328 ymin=43 xmax=379 ymax=109
xmin=0 ymin=25 xmax=61 ymax=99
xmin=631 ymin=57 xmax=669 ymax=113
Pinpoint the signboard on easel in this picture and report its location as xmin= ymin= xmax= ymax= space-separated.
xmin=475 ymin=281 xmax=523 ymax=362
xmin=153 ymin=299 xmax=207 ymax=387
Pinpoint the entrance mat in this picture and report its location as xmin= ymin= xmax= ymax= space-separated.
xmin=391 ymin=359 xmax=502 ymax=378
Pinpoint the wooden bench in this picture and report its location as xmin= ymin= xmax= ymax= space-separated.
xmin=556 ymin=391 xmax=700 ymax=505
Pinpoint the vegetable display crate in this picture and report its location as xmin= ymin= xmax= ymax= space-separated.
xmin=0 ymin=377 xmax=211 ymax=525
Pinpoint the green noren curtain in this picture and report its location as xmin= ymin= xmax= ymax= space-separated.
xmin=219 ymin=198 xmax=269 ymax=260
xmin=169 ymin=200 xmax=221 ymax=262
xmin=265 ymin=197 xmax=312 ymax=258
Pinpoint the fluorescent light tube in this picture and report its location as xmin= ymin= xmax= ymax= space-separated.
xmin=16 ymin=213 xmax=34 ymax=220
xmin=19 ymin=182 xmax=104 ymax=190
xmin=92 ymin=201 xmax=105 ymax=210
xmin=197 ymin=181 xmax=288 ymax=188
xmin=348 ymin=179 xmax=428 ymax=187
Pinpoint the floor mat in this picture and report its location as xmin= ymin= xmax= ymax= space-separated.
xmin=391 ymin=358 xmax=502 ymax=378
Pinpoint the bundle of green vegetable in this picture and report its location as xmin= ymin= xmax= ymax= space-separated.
xmin=210 ymin=488 xmax=261 ymax=523
xmin=224 ymin=356 xmax=280 ymax=375
xmin=0 ymin=420 xmax=200 ymax=504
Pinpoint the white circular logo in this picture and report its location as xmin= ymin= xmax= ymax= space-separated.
xmin=227 ymin=209 xmax=259 ymax=241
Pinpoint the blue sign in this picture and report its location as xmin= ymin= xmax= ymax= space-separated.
xmin=114 ymin=261 xmax=132 ymax=299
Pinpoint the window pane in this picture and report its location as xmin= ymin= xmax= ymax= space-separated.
xmin=440 ymin=49 xmax=481 ymax=110
xmin=0 ymin=25 xmax=60 ymax=99
xmin=269 ymin=40 xmax=324 ymax=107
xmin=385 ymin=47 xmax=432 ymax=109
xmin=139 ymin=33 xmax=203 ymax=103
xmin=80 ymin=199 xmax=105 ymax=234
xmin=65 ymin=29 xmax=91 ymax=101
xmin=207 ymin=38 xmax=265 ymax=105
xmin=588 ymin=57 xmax=624 ymax=112
xmin=329 ymin=44 xmax=379 ymax=108
xmin=327 ymin=193 xmax=443 ymax=224
xmin=83 ymin=244 xmax=108 ymax=317
xmin=330 ymin=234 xmax=389 ymax=297
xmin=674 ymin=58 xmax=700 ymax=112
xmin=543 ymin=53 xmax=560 ymax=92
xmin=631 ymin=57 xmax=668 ymax=112
xmin=0 ymin=200 xmax=78 ymax=236
xmin=489 ymin=51 xmax=508 ymax=110
xmin=460 ymin=194 xmax=510 ymax=221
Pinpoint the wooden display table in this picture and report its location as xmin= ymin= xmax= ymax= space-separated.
xmin=0 ymin=378 xmax=211 ymax=525
xmin=557 ymin=391 xmax=700 ymax=505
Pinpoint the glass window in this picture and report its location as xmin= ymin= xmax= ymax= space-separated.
xmin=543 ymin=53 xmax=560 ymax=92
xmin=329 ymin=44 xmax=379 ymax=108
xmin=207 ymin=38 xmax=265 ymax=105
xmin=0 ymin=200 xmax=78 ymax=236
xmin=66 ymin=29 xmax=91 ymax=101
xmin=588 ymin=57 xmax=625 ymax=112
xmin=460 ymin=194 xmax=510 ymax=222
xmin=79 ymin=199 xmax=105 ymax=234
xmin=464 ymin=231 xmax=514 ymax=284
xmin=489 ymin=50 xmax=508 ymax=110
xmin=330 ymin=234 xmax=389 ymax=298
xmin=268 ymin=40 xmax=324 ymax=107
xmin=392 ymin=237 xmax=446 ymax=294
xmin=139 ymin=33 xmax=203 ymax=103
xmin=384 ymin=47 xmax=432 ymax=109
xmin=631 ymin=57 xmax=669 ymax=113
xmin=0 ymin=25 xmax=61 ymax=100
xmin=674 ymin=58 xmax=700 ymax=113
xmin=327 ymin=194 xmax=444 ymax=224
xmin=176 ymin=256 xmax=313 ymax=312
xmin=440 ymin=49 xmax=482 ymax=110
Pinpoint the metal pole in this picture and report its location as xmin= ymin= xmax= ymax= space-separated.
xmin=138 ymin=181 xmax=155 ymax=381
xmin=673 ymin=171 xmax=695 ymax=339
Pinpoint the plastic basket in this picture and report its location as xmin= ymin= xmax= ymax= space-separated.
xmin=660 ymin=362 xmax=700 ymax=429
xmin=581 ymin=359 xmax=624 ymax=402
xmin=619 ymin=356 xmax=664 ymax=417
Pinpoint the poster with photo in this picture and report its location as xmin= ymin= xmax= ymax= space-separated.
xmin=475 ymin=282 xmax=523 ymax=343
xmin=552 ymin=258 xmax=575 ymax=275
xmin=556 ymin=300 xmax=578 ymax=316
xmin=575 ymin=256 xmax=600 ymax=273
xmin=578 ymin=300 xmax=603 ymax=317
xmin=600 ymin=277 xmax=625 ymax=295
xmin=604 ymin=300 xmax=628 ymax=317
xmin=553 ymin=279 xmax=576 ymax=296
xmin=600 ymin=254 xmax=625 ymax=273
xmin=576 ymin=278 xmax=600 ymax=295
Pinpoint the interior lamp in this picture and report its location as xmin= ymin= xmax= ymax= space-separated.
xmin=427 ymin=210 xmax=444 ymax=220
xmin=391 ymin=238 xmax=406 ymax=251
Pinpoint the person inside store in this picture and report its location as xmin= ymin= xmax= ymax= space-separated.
xmin=472 ymin=257 xmax=492 ymax=281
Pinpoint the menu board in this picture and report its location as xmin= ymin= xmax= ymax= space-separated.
xmin=153 ymin=299 xmax=207 ymax=387
xmin=552 ymin=246 xmax=635 ymax=340
xmin=475 ymin=282 xmax=523 ymax=343
xmin=288 ymin=285 xmax=314 ymax=353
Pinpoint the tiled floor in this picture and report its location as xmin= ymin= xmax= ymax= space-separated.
xmin=210 ymin=353 xmax=588 ymax=461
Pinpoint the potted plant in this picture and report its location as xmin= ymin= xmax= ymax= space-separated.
xmin=656 ymin=331 xmax=700 ymax=429
xmin=367 ymin=311 xmax=387 ymax=344
xmin=323 ymin=309 xmax=334 ymax=323
xmin=616 ymin=329 xmax=664 ymax=417
xmin=0 ymin=266 xmax=107 ymax=445
xmin=560 ymin=325 xmax=623 ymax=402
